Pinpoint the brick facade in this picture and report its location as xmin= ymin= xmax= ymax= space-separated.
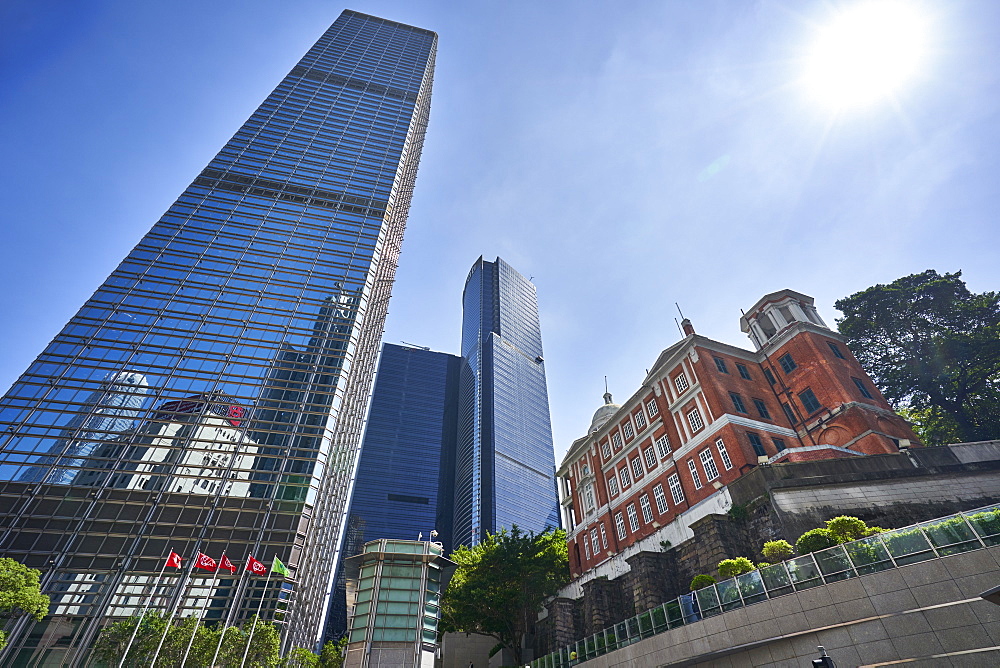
xmin=558 ymin=290 xmax=920 ymax=578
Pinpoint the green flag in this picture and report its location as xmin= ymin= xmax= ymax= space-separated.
xmin=272 ymin=556 xmax=290 ymax=578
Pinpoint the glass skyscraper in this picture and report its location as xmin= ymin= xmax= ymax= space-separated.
xmin=325 ymin=343 xmax=459 ymax=638
xmin=454 ymin=257 xmax=561 ymax=547
xmin=0 ymin=10 xmax=436 ymax=664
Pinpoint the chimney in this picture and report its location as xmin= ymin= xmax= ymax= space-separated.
xmin=681 ymin=318 xmax=695 ymax=336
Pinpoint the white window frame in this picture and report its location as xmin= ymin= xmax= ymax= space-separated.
xmin=627 ymin=504 xmax=640 ymax=532
xmin=600 ymin=523 xmax=608 ymax=549
xmin=611 ymin=432 xmax=622 ymax=449
xmin=583 ymin=534 xmax=591 ymax=559
xmin=655 ymin=434 xmax=671 ymax=458
xmin=615 ymin=512 xmax=627 ymax=539
xmin=607 ymin=473 xmax=619 ymax=497
xmin=668 ymin=473 xmax=685 ymax=504
xmin=601 ymin=442 xmax=612 ymax=460
xmin=622 ymin=421 xmax=634 ymax=440
xmin=643 ymin=446 xmax=657 ymax=469
xmin=634 ymin=410 xmax=646 ymax=430
xmin=630 ymin=457 xmax=643 ymax=479
xmin=687 ymin=459 xmax=703 ymax=489
xmin=716 ymin=438 xmax=733 ymax=470
xmin=647 ymin=399 xmax=659 ymax=416
xmin=699 ymin=449 xmax=720 ymax=480
xmin=583 ymin=483 xmax=597 ymax=511
xmin=653 ymin=484 xmax=668 ymax=514
xmin=639 ymin=494 xmax=653 ymax=523
xmin=687 ymin=408 xmax=704 ymax=432
xmin=619 ymin=466 xmax=632 ymax=489
xmin=674 ymin=373 xmax=689 ymax=394
xmin=591 ymin=528 xmax=600 ymax=555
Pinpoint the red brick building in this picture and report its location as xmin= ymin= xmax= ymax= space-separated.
xmin=558 ymin=290 xmax=919 ymax=578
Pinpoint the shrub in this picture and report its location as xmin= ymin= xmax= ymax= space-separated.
xmin=690 ymin=574 xmax=716 ymax=591
xmin=756 ymin=562 xmax=771 ymax=569
xmin=761 ymin=539 xmax=794 ymax=562
xmin=863 ymin=526 xmax=885 ymax=537
xmin=826 ymin=516 xmax=872 ymax=543
xmin=796 ymin=528 xmax=837 ymax=554
xmin=717 ymin=557 xmax=755 ymax=579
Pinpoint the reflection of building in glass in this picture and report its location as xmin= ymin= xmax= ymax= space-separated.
xmin=0 ymin=10 xmax=436 ymax=664
xmin=19 ymin=370 xmax=149 ymax=485
xmin=342 ymin=539 xmax=454 ymax=668
xmin=455 ymin=257 xmax=561 ymax=547
xmin=324 ymin=343 xmax=460 ymax=639
xmin=74 ymin=393 xmax=258 ymax=497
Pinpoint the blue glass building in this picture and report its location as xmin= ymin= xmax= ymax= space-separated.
xmin=454 ymin=257 xmax=561 ymax=546
xmin=0 ymin=11 xmax=436 ymax=663
xmin=325 ymin=343 xmax=459 ymax=638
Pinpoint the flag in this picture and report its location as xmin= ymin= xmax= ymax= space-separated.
xmin=194 ymin=552 xmax=218 ymax=572
xmin=271 ymin=556 xmax=290 ymax=578
xmin=165 ymin=551 xmax=182 ymax=569
xmin=219 ymin=554 xmax=236 ymax=573
xmin=246 ymin=556 xmax=267 ymax=576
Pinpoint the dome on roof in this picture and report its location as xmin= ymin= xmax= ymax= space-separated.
xmin=589 ymin=392 xmax=620 ymax=434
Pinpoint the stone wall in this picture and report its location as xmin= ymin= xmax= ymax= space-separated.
xmin=574 ymin=544 xmax=1000 ymax=667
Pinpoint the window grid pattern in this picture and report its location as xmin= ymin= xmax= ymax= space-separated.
xmin=655 ymin=434 xmax=671 ymax=458
xmin=687 ymin=408 xmax=704 ymax=432
xmin=713 ymin=357 xmax=729 ymax=374
xmin=639 ymin=495 xmax=653 ymax=523
xmin=0 ymin=10 xmax=438 ymax=651
xmin=599 ymin=523 xmax=608 ymax=549
xmin=779 ymin=353 xmax=797 ymax=374
xmin=626 ymin=504 xmax=640 ymax=532
xmin=668 ymin=473 xmax=685 ymax=504
xmin=747 ymin=432 xmax=766 ymax=457
xmin=652 ymin=484 xmax=668 ymax=514
xmin=699 ymin=449 xmax=720 ymax=480
xmin=607 ymin=474 xmax=619 ymax=497
xmin=643 ymin=447 xmax=657 ymax=470
xmin=687 ymin=460 xmax=703 ymax=489
xmin=852 ymin=377 xmax=874 ymax=399
xmin=634 ymin=411 xmax=646 ymax=430
xmin=674 ymin=373 xmax=689 ymax=394
xmin=646 ymin=399 xmax=659 ymax=416
xmin=622 ymin=422 xmax=634 ymax=440
xmin=619 ymin=467 xmax=631 ymax=489
xmin=715 ymin=439 xmax=733 ymax=470
xmin=730 ymin=392 xmax=747 ymax=414
xmin=630 ymin=457 xmax=643 ymax=479
xmin=753 ymin=398 xmax=771 ymax=420
xmin=615 ymin=512 xmax=627 ymax=539
xmin=737 ymin=364 xmax=752 ymax=380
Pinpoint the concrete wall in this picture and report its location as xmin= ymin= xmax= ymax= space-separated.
xmin=577 ymin=545 xmax=1000 ymax=667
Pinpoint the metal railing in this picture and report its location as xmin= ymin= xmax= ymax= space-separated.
xmin=532 ymin=503 xmax=1000 ymax=667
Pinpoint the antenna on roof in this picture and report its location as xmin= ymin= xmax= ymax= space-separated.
xmin=604 ymin=376 xmax=608 ymax=394
xmin=400 ymin=341 xmax=431 ymax=351
xmin=675 ymin=303 xmax=686 ymax=319
xmin=674 ymin=317 xmax=683 ymax=336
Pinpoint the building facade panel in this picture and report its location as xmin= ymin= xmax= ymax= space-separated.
xmin=0 ymin=11 xmax=437 ymax=662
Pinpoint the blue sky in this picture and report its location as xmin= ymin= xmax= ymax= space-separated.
xmin=1 ymin=1 xmax=998 ymax=460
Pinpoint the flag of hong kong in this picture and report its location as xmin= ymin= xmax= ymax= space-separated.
xmin=246 ymin=556 xmax=267 ymax=576
xmin=194 ymin=552 xmax=218 ymax=572
xmin=219 ymin=554 xmax=236 ymax=573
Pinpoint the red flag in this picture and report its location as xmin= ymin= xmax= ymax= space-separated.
xmin=194 ymin=552 xmax=218 ymax=572
xmin=165 ymin=551 xmax=182 ymax=569
xmin=219 ymin=554 xmax=236 ymax=573
xmin=246 ymin=556 xmax=268 ymax=576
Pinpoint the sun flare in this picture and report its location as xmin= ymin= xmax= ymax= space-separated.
xmin=804 ymin=1 xmax=929 ymax=110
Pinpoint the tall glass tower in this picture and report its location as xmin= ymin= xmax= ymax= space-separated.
xmin=0 ymin=10 xmax=436 ymax=664
xmin=325 ymin=342 xmax=460 ymax=639
xmin=454 ymin=257 xmax=560 ymax=547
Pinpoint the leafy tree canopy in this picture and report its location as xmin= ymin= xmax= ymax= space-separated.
xmin=835 ymin=270 xmax=1000 ymax=444
xmin=318 ymin=636 xmax=348 ymax=668
xmin=0 ymin=557 xmax=50 ymax=623
xmin=442 ymin=526 xmax=569 ymax=666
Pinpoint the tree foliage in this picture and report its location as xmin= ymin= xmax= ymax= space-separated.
xmin=835 ymin=270 xmax=1000 ymax=443
xmin=0 ymin=558 xmax=50 ymax=622
xmin=689 ymin=574 xmax=716 ymax=591
xmin=795 ymin=528 xmax=837 ymax=554
xmin=318 ymin=636 xmax=349 ymax=668
xmin=761 ymin=540 xmax=794 ymax=563
xmin=442 ymin=526 xmax=569 ymax=666
xmin=92 ymin=612 xmax=281 ymax=667
xmin=717 ymin=558 xmax=755 ymax=578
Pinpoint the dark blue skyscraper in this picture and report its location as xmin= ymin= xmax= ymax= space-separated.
xmin=454 ymin=257 xmax=560 ymax=546
xmin=325 ymin=343 xmax=459 ymax=637
xmin=0 ymin=11 xmax=436 ymax=663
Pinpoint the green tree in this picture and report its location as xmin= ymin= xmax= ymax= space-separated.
xmin=689 ymin=574 xmax=716 ymax=591
xmin=280 ymin=646 xmax=319 ymax=667
xmin=717 ymin=557 xmax=755 ymax=578
xmin=761 ymin=540 xmax=794 ymax=563
xmin=0 ymin=558 xmax=50 ymax=651
xmin=825 ymin=516 xmax=883 ymax=544
xmin=795 ymin=528 xmax=837 ymax=554
xmin=835 ymin=270 xmax=1000 ymax=444
xmin=92 ymin=612 xmax=170 ymax=666
xmin=442 ymin=526 xmax=569 ymax=666
xmin=318 ymin=636 xmax=349 ymax=668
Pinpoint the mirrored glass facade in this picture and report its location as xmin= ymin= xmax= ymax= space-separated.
xmin=454 ymin=257 xmax=560 ymax=546
xmin=0 ymin=10 xmax=436 ymax=663
xmin=324 ymin=343 xmax=459 ymax=639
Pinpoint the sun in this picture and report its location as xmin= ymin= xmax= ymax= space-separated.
xmin=803 ymin=0 xmax=930 ymax=110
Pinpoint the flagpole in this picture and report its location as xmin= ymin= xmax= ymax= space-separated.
xmin=210 ymin=553 xmax=249 ymax=668
xmin=150 ymin=548 xmax=196 ymax=667
xmin=239 ymin=568 xmax=273 ymax=668
xmin=119 ymin=547 xmax=172 ymax=668
xmin=181 ymin=551 xmax=224 ymax=667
